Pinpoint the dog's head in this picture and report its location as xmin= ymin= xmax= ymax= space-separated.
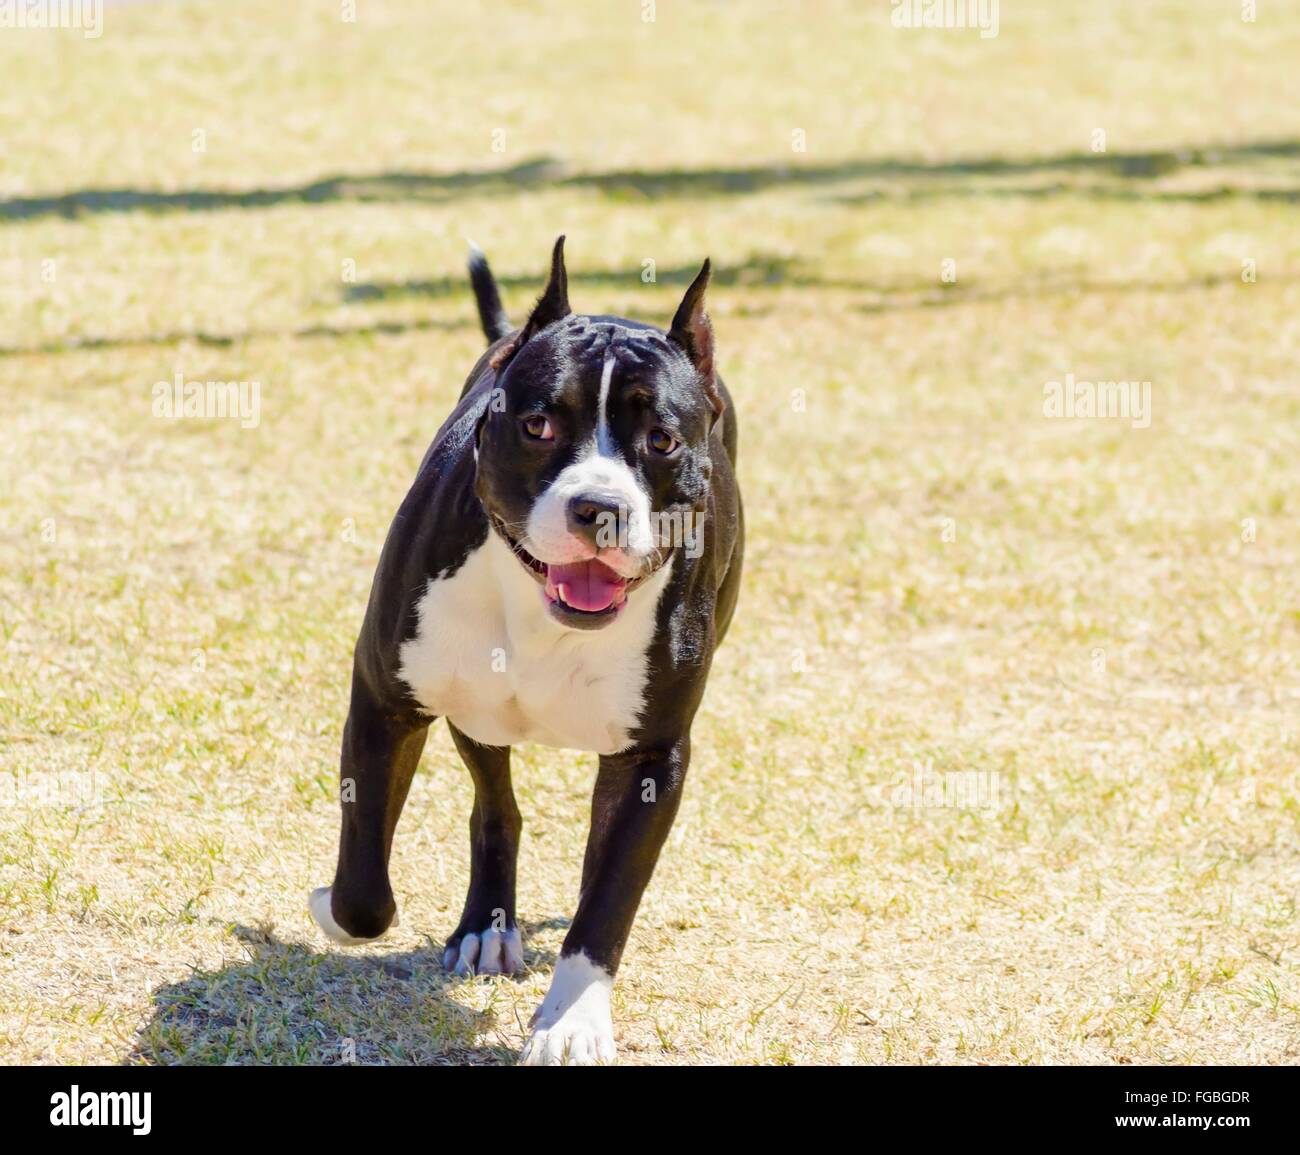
xmin=475 ymin=237 xmax=723 ymax=631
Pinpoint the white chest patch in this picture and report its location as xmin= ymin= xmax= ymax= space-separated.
xmin=397 ymin=532 xmax=672 ymax=754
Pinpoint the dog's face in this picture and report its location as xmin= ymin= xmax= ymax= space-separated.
xmin=475 ymin=239 xmax=721 ymax=630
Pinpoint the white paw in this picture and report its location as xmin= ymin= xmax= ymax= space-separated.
xmin=443 ymin=926 xmax=525 ymax=977
xmin=308 ymin=886 xmax=396 ymax=946
xmin=519 ymin=952 xmax=616 ymax=1066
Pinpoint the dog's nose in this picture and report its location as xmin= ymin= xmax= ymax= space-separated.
xmin=567 ymin=493 xmax=623 ymax=547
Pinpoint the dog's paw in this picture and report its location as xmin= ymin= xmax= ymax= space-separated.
xmin=519 ymin=952 xmax=616 ymax=1066
xmin=309 ymin=886 xmax=396 ymax=946
xmin=443 ymin=926 xmax=524 ymax=978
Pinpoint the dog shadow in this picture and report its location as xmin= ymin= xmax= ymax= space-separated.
xmin=129 ymin=919 xmax=566 ymax=1066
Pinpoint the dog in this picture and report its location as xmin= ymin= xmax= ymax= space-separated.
xmin=310 ymin=237 xmax=743 ymax=1064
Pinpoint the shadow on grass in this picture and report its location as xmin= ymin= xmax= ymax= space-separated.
xmin=347 ymin=257 xmax=1275 ymax=315
xmin=5 ymin=139 xmax=1299 ymax=222
xmin=847 ymin=268 xmax=1285 ymax=316
xmin=0 ymin=314 xmax=474 ymax=359
xmin=344 ymin=254 xmax=796 ymax=304
xmin=0 ymin=159 xmax=566 ymax=222
xmin=130 ymin=920 xmax=561 ymax=1066
xmin=832 ymin=182 xmax=1300 ymax=207
xmin=6 ymin=262 xmax=1276 ymax=360
xmin=7 ymin=132 xmax=1293 ymax=358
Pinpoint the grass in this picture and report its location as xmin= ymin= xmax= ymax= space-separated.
xmin=1 ymin=0 xmax=1299 ymax=1065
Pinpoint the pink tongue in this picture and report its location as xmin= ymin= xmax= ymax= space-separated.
xmin=546 ymin=558 xmax=626 ymax=612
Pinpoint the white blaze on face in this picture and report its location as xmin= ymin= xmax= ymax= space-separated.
xmin=524 ymin=351 xmax=654 ymax=573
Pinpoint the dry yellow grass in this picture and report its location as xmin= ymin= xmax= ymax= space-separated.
xmin=1 ymin=0 xmax=1298 ymax=1065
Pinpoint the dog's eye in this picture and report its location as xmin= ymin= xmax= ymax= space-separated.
xmin=521 ymin=415 xmax=554 ymax=441
xmin=647 ymin=428 xmax=679 ymax=455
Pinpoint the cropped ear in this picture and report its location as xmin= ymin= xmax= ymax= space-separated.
xmin=668 ymin=259 xmax=723 ymax=420
xmin=490 ymin=235 xmax=571 ymax=370
xmin=531 ymin=234 xmax=571 ymax=330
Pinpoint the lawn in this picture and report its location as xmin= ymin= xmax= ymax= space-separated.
xmin=0 ymin=0 xmax=1298 ymax=1064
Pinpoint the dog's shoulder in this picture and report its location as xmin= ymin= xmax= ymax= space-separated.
xmin=353 ymin=371 xmax=494 ymax=707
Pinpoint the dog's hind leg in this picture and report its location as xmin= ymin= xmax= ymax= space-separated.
xmin=310 ymin=685 xmax=429 ymax=944
xmin=441 ymin=722 xmax=524 ymax=977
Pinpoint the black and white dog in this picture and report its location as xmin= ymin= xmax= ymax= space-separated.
xmin=310 ymin=238 xmax=743 ymax=1064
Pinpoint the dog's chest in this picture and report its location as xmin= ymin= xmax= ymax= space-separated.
xmin=397 ymin=536 xmax=668 ymax=755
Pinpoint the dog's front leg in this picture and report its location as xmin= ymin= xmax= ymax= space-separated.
xmin=310 ymin=682 xmax=429 ymax=943
xmin=520 ymin=738 xmax=690 ymax=1066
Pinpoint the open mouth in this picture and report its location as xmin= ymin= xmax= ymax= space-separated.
xmin=492 ymin=517 xmax=652 ymax=617
xmin=543 ymin=557 xmax=627 ymax=613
